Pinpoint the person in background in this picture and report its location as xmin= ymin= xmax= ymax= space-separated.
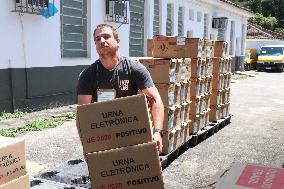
xmin=76 ymin=24 xmax=164 ymax=153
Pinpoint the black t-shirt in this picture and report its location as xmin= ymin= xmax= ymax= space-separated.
xmin=77 ymin=57 xmax=154 ymax=102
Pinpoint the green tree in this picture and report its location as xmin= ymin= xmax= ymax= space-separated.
xmin=250 ymin=13 xmax=278 ymax=30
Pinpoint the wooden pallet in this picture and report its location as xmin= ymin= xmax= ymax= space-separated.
xmin=160 ymin=114 xmax=232 ymax=169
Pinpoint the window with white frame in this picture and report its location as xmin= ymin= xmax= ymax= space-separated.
xmin=153 ymin=0 xmax=160 ymax=35
xmin=229 ymin=21 xmax=235 ymax=55
xmin=178 ymin=6 xmax=184 ymax=36
xmin=166 ymin=3 xmax=173 ymax=36
xmin=61 ymin=0 xmax=88 ymax=57
xmin=203 ymin=13 xmax=209 ymax=39
xmin=189 ymin=8 xmax=194 ymax=21
xmin=197 ymin=11 xmax=202 ymax=22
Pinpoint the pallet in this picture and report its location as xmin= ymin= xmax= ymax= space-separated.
xmin=34 ymin=158 xmax=91 ymax=188
xmin=160 ymin=135 xmax=193 ymax=170
xmin=30 ymin=178 xmax=88 ymax=189
xmin=160 ymin=114 xmax=232 ymax=169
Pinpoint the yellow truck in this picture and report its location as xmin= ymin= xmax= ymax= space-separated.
xmin=245 ymin=49 xmax=258 ymax=70
xmin=257 ymin=45 xmax=284 ymax=72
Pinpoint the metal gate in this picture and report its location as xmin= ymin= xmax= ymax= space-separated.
xmin=129 ymin=0 xmax=145 ymax=57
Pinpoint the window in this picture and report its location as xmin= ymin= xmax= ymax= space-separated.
xmin=203 ymin=13 xmax=209 ymax=39
xmin=15 ymin=0 xmax=50 ymax=14
xmin=197 ymin=11 xmax=202 ymax=22
xmin=166 ymin=3 xmax=173 ymax=36
xmin=229 ymin=21 xmax=235 ymax=55
xmin=153 ymin=0 xmax=160 ymax=35
xmin=61 ymin=0 xmax=88 ymax=57
xmin=189 ymin=8 xmax=194 ymax=21
xmin=178 ymin=7 xmax=184 ymax=36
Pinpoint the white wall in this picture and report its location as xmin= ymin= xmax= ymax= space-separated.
xmin=0 ymin=1 xmax=130 ymax=69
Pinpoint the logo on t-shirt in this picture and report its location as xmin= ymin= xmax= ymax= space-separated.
xmin=119 ymin=80 xmax=129 ymax=91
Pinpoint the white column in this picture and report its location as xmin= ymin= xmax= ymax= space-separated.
xmin=144 ymin=0 xmax=154 ymax=55
xmin=159 ymin=0 xmax=167 ymax=35
xmin=172 ymin=3 xmax=179 ymax=36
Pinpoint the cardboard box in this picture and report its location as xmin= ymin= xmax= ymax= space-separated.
xmin=162 ymin=129 xmax=176 ymax=154
xmin=214 ymin=163 xmax=284 ymax=189
xmin=77 ymin=94 xmax=153 ymax=153
xmin=137 ymin=57 xmax=176 ymax=84
xmin=191 ymin=58 xmax=203 ymax=78
xmin=87 ymin=142 xmax=164 ymax=189
xmin=212 ymin=57 xmax=224 ymax=76
xmin=174 ymin=58 xmax=182 ymax=82
xmin=209 ymin=105 xmax=222 ymax=122
xmin=0 ymin=137 xmax=26 ymax=186
xmin=163 ymin=106 xmax=176 ymax=131
xmin=214 ymin=41 xmax=228 ymax=58
xmin=189 ymin=114 xmax=201 ymax=134
xmin=174 ymin=127 xmax=182 ymax=149
xmin=203 ymin=39 xmax=215 ymax=59
xmin=190 ymin=96 xmax=201 ymax=116
xmin=207 ymin=58 xmax=214 ymax=76
xmin=155 ymin=83 xmax=176 ymax=107
xmin=180 ymin=80 xmax=190 ymax=103
xmin=210 ymin=90 xmax=223 ymax=106
xmin=184 ymin=38 xmax=204 ymax=58
xmin=211 ymin=74 xmax=224 ymax=92
xmin=227 ymin=57 xmax=232 ymax=73
xmin=0 ymin=174 xmax=29 ymax=189
xmin=190 ymin=78 xmax=202 ymax=98
xmin=153 ymin=35 xmax=186 ymax=58
xmin=181 ymin=58 xmax=191 ymax=81
xmin=180 ymin=101 xmax=190 ymax=123
xmin=174 ymin=105 xmax=181 ymax=128
xmin=175 ymin=82 xmax=181 ymax=105
xmin=182 ymin=121 xmax=191 ymax=143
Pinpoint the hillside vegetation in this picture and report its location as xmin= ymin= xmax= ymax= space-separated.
xmin=232 ymin=0 xmax=284 ymax=35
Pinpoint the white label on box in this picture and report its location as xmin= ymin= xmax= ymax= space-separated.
xmin=176 ymin=37 xmax=185 ymax=45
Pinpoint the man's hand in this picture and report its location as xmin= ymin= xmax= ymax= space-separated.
xmin=153 ymin=132 xmax=163 ymax=154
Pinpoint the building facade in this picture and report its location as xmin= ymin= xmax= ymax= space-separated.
xmin=0 ymin=0 xmax=254 ymax=112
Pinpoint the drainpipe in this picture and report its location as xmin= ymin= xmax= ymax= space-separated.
xmin=8 ymin=59 xmax=15 ymax=113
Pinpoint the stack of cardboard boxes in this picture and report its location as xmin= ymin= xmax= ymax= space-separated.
xmin=209 ymin=41 xmax=232 ymax=121
xmin=0 ymin=137 xmax=30 ymax=189
xmin=140 ymin=35 xmax=192 ymax=155
xmin=76 ymin=94 xmax=164 ymax=188
xmin=186 ymin=38 xmax=214 ymax=134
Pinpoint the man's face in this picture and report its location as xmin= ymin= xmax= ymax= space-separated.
xmin=94 ymin=27 xmax=120 ymax=56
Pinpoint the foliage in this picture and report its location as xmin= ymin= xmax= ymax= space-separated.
xmin=0 ymin=111 xmax=26 ymax=121
xmin=0 ymin=112 xmax=75 ymax=137
xmin=249 ymin=13 xmax=278 ymax=30
xmin=232 ymin=0 xmax=284 ymax=34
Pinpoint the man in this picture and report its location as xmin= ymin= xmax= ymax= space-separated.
xmin=76 ymin=24 xmax=164 ymax=153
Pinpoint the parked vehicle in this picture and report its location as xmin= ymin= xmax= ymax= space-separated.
xmin=257 ymin=45 xmax=284 ymax=72
xmin=244 ymin=48 xmax=258 ymax=70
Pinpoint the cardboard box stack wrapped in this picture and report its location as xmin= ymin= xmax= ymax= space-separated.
xmin=209 ymin=41 xmax=232 ymax=122
xmin=138 ymin=35 xmax=193 ymax=155
xmin=0 ymin=137 xmax=30 ymax=189
xmin=186 ymin=38 xmax=214 ymax=134
xmin=77 ymin=94 xmax=164 ymax=189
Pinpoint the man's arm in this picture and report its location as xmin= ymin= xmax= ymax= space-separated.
xmin=76 ymin=95 xmax=93 ymax=138
xmin=142 ymin=86 xmax=164 ymax=154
